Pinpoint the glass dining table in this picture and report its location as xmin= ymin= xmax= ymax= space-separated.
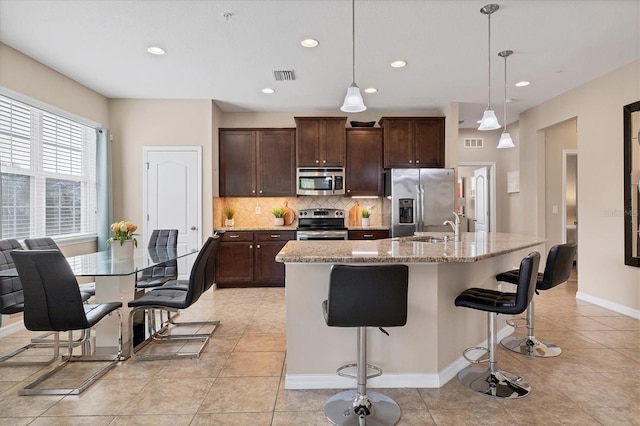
xmin=0 ymin=246 xmax=197 ymax=357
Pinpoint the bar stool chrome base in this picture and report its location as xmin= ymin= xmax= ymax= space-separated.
xmin=457 ymin=366 xmax=531 ymax=399
xmin=501 ymin=335 xmax=562 ymax=357
xmin=324 ymin=390 xmax=401 ymax=426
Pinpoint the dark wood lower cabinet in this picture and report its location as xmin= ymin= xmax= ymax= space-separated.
xmin=348 ymin=230 xmax=389 ymax=240
xmin=216 ymin=230 xmax=295 ymax=288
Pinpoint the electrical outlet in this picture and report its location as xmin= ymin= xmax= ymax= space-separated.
xmin=255 ymin=204 xmax=261 ymax=215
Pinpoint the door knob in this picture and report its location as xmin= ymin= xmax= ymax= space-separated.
xmin=190 ymin=226 xmax=197 ymax=230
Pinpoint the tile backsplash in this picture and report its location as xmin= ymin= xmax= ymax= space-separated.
xmin=214 ymin=196 xmax=382 ymax=228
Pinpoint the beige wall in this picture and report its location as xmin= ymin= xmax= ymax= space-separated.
xmin=544 ymin=119 xmax=577 ymax=248
xmin=0 ymin=43 xmax=109 ymax=127
xmin=457 ymin=123 xmax=520 ymax=233
xmin=519 ymin=60 xmax=640 ymax=313
xmin=108 ymin=99 xmax=214 ymax=241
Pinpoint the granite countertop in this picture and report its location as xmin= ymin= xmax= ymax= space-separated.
xmin=275 ymin=232 xmax=545 ymax=263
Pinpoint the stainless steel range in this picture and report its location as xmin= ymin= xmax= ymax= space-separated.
xmin=296 ymin=208 xmax=348 ymax=240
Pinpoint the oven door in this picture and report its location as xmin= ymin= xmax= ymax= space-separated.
xmin=297 ymin=230 xmax=348 ymax=241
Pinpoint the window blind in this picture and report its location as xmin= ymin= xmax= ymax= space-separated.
xmin=0 ymin=95 xmax=97 ymax=240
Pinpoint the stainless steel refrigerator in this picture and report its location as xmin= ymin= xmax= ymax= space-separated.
xmin=383 ymin=168 xmax=455 ymax=237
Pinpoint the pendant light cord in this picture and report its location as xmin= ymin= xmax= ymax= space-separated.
xmin=487 ymin=12 xmax=492 ymax=108
xmin=503 ymin=54 xmax=507 ymax=132
xmin=351 ymin=0 xmax=356 ymax=84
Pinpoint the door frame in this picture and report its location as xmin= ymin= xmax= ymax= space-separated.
xmin=561 ymin=150 xmax=577 ymax=244
xmin=458 ymin=162 xmax=497 ymax=232
xmin=142 ymin=146 xmax=202 ymax=250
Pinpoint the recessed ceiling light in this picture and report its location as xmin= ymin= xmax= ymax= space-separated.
xmin=364 ymin=87 xmax=378 ymax=94
xmin=515 ymin=81 xmax=530 ymax=87
xmin=146 ymin=46 xmax=165 ymax=55
xmin=301 ymin=38 xmax=319 ymax=48
xmin=390 ymin=60 xmax=407 ymax=68
xmin=262 ymin=88 xmax=275 ymax=94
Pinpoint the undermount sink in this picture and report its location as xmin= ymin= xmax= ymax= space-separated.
xmin=408 ymin=235 xmax=450 ymax=243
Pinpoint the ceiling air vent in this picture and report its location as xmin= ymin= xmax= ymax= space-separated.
xmin=464 ymin=138 xmax=484 ymax=148
xmin=273 ymin=70 xmax=296 ymax=81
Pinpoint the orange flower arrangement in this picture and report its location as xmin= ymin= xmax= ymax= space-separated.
xmin=106 ymin=221 xmax=138 ymax=247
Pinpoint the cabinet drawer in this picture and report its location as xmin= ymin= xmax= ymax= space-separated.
xmin=348 ymin=230 xmax=389 ymax=240
xmin=221 ymin=231 xmax=253 ymax=242
xmin=255 ymin=231 xmax=296 ymax=242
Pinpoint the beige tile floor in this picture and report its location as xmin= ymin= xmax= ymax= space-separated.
xmin=0 ymin=268 xmax=639 ymax=425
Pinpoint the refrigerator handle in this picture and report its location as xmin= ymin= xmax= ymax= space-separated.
xmin=420 ymin=185 xmax=426 ymax=231
xmin=415 ymin=185 xmax=421 ymax=231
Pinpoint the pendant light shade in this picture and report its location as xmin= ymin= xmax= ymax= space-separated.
xmin=497 ymin=49 xmax=515 ymax=149
xmin=478 ymin=4 xmax=500 ymax=131
xmin=340 ymin=0 xmax=366 ymax=113
xmin=478 ymin=109 xmax=500 ymax=130
xmin=341 ymin=83 xmax=366 ymax=113
xmin=497 ymin=132 xmax=514 ymax=149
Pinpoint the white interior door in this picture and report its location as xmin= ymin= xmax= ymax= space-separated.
xmin=144 ymin=147 xmax=201 ymax=278
xmin=474 ymin=166 xmax=490 ymax=232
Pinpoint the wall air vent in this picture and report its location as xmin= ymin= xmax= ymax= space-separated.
xmin=273 ymin=70 xmax=296 ymax=81
xmin=464 ymin=138 xmax=484 ymax=148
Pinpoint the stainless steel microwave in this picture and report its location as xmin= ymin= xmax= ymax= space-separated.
xmin=296 ymin=168 xmax=345 ymax=196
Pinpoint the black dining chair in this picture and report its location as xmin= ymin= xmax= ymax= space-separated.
xmin=136 ymin=229 xmax=179 ymax=290
xmin=24 ymin=237 xmax=95 ymax=297
xmin=12 ymin=249 xmax=122 ymax=395
xmin=128 ymin=235 xmax=221 ymax=360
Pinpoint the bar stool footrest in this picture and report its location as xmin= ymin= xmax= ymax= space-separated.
xmin=462 ymin=346 xmax=489 ymax=364
xmin=505 ymin=316 xmax=527 ymax=328
xmin=336 ymin=363 xmax=383 ymax=380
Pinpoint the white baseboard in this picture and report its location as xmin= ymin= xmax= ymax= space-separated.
xmin=576 ymin=291 xmax=640 ymax=319
xmin=0 ymin=320 xmax=26 ymax=338
xmin=285 ymin=325 xmax=515 ymax=390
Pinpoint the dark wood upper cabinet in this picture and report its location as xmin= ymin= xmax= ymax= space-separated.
xmin=219 ymin=128 xmax=296 ymax=197
xmin=379 ymin=117 xmax=445 ymax=168
xmin=219 ymin=130 xmax=256 ymax=196
xmin=295 ymin=117 xmax=347 ymax=167
xmin=346 ymin=128 xmax=383 ymax=196
xmin=257 ymin=130 xmax=296 ymax=196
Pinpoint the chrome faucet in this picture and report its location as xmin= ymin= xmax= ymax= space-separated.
xmin=443 ymin=211 xmax=461 ymax=242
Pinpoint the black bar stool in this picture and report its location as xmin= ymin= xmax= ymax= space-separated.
xmin=497 ymin=243 xmax=576 ymax=357
xmin=454 ymin=251 xmax=540 ymax=399
xmin=322 ymin=264 xmax=408 ymax=426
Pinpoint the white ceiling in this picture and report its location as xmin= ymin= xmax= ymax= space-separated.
xmin=0 ymin=0 xmax=638 ymax=127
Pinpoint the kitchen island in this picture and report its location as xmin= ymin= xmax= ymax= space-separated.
xmin=275 ymin=232 xmax=545 ymax=389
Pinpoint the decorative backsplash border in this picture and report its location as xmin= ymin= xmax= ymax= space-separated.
xmin=214 ymin=196 xmax=382 ymax=228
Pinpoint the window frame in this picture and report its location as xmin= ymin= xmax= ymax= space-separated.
xmin=0 ymin=87 xmax=101 ymax=244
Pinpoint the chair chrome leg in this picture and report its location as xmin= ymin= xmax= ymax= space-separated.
xmin=129 ymin=306 xmax=219 ymax=360
xmin=501 ymin=299 xmax=562 ymax=357
xmin=19 ymin=311 xmax=122 ymax=396
xmin=324 ymin=327 xmax=401 ymax=426
xmin=458 ymin=312 xmax=531 ymax=399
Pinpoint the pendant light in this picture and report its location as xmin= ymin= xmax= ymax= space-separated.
xmin=497 ymin=50 xmax=515 ymax=148
xmin=478 ymin=4 xmax=500 ymax=130
xmin=340 ymin=0 xmax=366 ymax=113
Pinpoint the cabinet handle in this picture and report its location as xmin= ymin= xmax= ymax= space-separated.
xmin=249 ymin=244 xmax=253 ymax=249
xmin=256 ymin=244 xmax=261 ymax=249
xmin=322 ymin=160 xmax=326 ymax=163
xmin=315 ymin=160 xmax=319 ymax=164
xmin=270 ymin=234 xmax=281 ymax=238
xmin=409 ymin=160 xmax=413 ymax=163
xmin=364 ymin=234 xmax=373 ymax=238
xmin=347 ymin=189 xmax=351 ymax=193
xmin=229 ymin=234 xmax=240 ymax=238
xmin=416 ymin=160 xmax=420 ymax=164
xmin=252 ymin=190 xmax=256 ymax=194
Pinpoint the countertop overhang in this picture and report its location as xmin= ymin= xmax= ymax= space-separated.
xmin=276 ymin=232 xmax=546 ymax=263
